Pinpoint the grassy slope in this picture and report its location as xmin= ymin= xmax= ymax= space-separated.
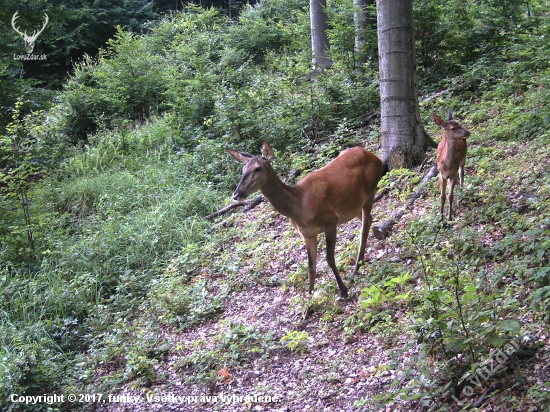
xmin=2 ymin=6 xmax=550 ymax=412
xmin=73 ymin=95 xmax=550 ymax=410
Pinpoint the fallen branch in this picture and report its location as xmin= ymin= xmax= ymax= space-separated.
xmin=470 ymin=382 xmax=503 ymax=410
xmin=421 ymin=86 xmax=458 ymax=104
xmin=424 ymin=128 xmax=438 ymax=149
xmin=206 ymin=195 xmax=264 ymax=220
xmin=374 ymin=187 xmax=389 ymax=203
xmin=242 ymin=194 xmax=264 ymax=212
xmin=352 ymin=110 xmax=379 ymax=129
xmin=372 ymin=164 xmax=438 ymax=240
xmin=419 ymin=154 xmax=435 ymax=173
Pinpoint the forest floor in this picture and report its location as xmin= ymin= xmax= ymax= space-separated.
xmin=93 ymin=143 xmax=550 ymax=412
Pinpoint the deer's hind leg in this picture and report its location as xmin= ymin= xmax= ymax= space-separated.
xmin=439 ymin=175 xmax=448 ymax=219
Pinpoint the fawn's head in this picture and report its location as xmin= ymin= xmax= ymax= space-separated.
xmin=433 ymin=109 xmax=470 ymax=139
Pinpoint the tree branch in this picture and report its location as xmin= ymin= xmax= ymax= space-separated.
xmin=421 ymin=86 xmax=458 ymax=104
xmin=206 ymin=195 xmax=264 ymax=220
xmin=372 ymin=164 xmax=438 ymax=240
xmin=374 ymin=187 xmax=389 ymax=203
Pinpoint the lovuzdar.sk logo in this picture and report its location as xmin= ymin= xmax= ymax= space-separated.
xmin=11 ymin=10 xmax=48 ymax=60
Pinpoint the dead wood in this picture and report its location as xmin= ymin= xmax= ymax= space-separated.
xmin=352 ymin=110 xmax=379 ymax=129
xmin=424 ymin=128 xmax=438 ymax=149
xmin=372 ymin=164 xmax=438 ymax=240
xmin=374 ymin=187 xmax=389 ymax=203
xmin=206 ymin=195 xmax=264 ymax=220
xmin=421 ymin=86 xmax=458 ymax=104
xmin=418 ymin=155 xmax=430 ymax=173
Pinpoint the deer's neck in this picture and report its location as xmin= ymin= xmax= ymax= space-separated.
xmin=442 ymin=132 xmax=460 ymax=152
xmin=261 ymin=166 xmax=300 ymax=220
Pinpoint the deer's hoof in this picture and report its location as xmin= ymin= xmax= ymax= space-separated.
xmin=340 ymin=288 xmax=349 ymax=299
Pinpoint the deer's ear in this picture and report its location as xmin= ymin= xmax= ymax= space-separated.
xmin=446 ymin=108 xmax=453 ymax=121
xmin=227 ymin=150 xmax=253 ymax=165
xmin=433 ymin=114 xmax=445 ymax=127
xmin=260 ymin=141 xmax=274 ymax=161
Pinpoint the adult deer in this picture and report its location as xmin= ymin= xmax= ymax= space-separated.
xmin=228 ymin=141 xmax=383 ymax=298
xmin=434 ymin=109 xmax=470 ymax=221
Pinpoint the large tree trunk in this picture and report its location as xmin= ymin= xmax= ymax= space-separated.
xmin=310 ymin=0 xmax=332 ymax=70
xmin=353 ymin=0 xmax=375 ymax=57
xmin=377 ymin=0 xmax=426 ymax=170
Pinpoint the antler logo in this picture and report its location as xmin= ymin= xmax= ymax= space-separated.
xmin=11 ymin=11 xmax=49 ymax=54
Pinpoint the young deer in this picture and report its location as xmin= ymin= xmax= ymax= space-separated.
xmin=228 ymin=141 xmax=383 ymax=298
xmin=434 ymin=109 xmax=470 ymax=221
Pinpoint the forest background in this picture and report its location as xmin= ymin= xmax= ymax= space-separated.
xmin=1 ymin=0 xmax=549 ymax=410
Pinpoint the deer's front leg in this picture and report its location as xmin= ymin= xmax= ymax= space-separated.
xmin=304 ymin=235 xmax=318 ymax=294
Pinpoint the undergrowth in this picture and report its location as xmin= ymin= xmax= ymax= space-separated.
xmin=1 ymin=0 xmax=550 ymax=410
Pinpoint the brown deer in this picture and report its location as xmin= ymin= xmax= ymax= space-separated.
xmin=434 ymin=109 xmax=470 ymax=221
xmin=228 ymin=141 xmax=383 ymax=298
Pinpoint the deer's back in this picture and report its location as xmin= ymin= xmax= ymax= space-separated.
xmin=294 ymin=147 xmax=382 ymax=225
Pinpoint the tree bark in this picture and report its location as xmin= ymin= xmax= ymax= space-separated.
xmin=310 ymin=0 xmax=332 ymax=70
xmin=377 ymin=0 xmax=426 ymax=170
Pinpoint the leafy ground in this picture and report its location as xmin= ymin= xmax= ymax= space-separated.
xmin=79 ymin=112 xmax=550 ymax=411
xmin=2 ymin=2 xmax=550 ymax=411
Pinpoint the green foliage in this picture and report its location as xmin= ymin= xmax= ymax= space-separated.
xmin=0 ymin=107 xmax=223 ymax=399
xmin=0 ymin=100 xmax=47 ymax=259
xmin=405 ymin=219 xmax=523 ymax=360
xmin=62 ymin=30 xmax=169 ymax=141
xmin=149 ymin=260 xmax=228 ymax=329
xmin=0 ymin=0 xmax=158 ymax=88
xmin=378 ymin=168 xmax=421 ymax=200
xmin=226 ymin=0 xmax=308 ymax=62
xmin=176 ymin=322 xmax=277 ymax=385
xmin=56 ymin=2 xmax=379 ymax=153
xmin=414 ymin=0 xmax=533 ymax=89
xmin=0 ymin=0 xmax=159 ymax=141
xmin=343 ymin=309 xmax=394 ymax=339
xmin=360 ymin=272 xmax=412 ymax=310
xmin=0 ymin=319 xmax=67 ymax=401
xmin=3 ymin=0 xmax=550 ymax=408
xmin=124 ymin=351 xmax=157 ymax=387
xmin=280 ymin=330 xmax=309 ymax=353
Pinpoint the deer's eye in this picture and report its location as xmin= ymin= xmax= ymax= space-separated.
xmin=255 ymin=166 xmax=261 ymax=172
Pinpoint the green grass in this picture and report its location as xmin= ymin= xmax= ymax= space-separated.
xmin=0 ymin=116 xmax=228 ymax=402
xmin=2 ymin=3 xmax=550 ymax=409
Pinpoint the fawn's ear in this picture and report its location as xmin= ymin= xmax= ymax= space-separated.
xmin=260 ymin=141 xmax=274 ymax=161
xmin=227 ymin=150 xmax=253 ymax=165
xmin=446 ymin=108 xmax=453 ymax=121
xmin=433 ymin=113 xmax=445 ymax=127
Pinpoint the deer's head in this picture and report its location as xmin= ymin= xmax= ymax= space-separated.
xmin=227 ymin=141 xmax=274 ymax=201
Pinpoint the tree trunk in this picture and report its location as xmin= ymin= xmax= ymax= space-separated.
xmin=353 ymin=0 xmax=375 ymax=57
xmin=377 ymin=0 xmax=426 ymax=170
xmin=310 ymin=0 xmax=332 ymax=70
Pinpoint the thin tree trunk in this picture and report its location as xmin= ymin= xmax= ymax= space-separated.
xmin=353 ymin=0 xmax=375 ymax=58
xmin=310 ymin=0 xmax=332 ymax=70
xmin=377 ymin=0 xmax=426 ymax=170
